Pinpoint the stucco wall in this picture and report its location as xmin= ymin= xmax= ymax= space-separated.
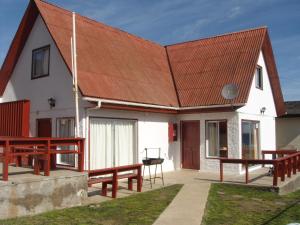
xmin=276 ymin=117 xmax=300 ymax=150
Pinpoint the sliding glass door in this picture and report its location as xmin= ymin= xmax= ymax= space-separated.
xmin=242 ymin=120 xmax=260 ymax=159
xmin=89 ymin=118 xmax=137 ymax=170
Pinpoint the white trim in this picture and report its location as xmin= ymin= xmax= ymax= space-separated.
xmin=82 ymin=96 xmax=245 ymax=111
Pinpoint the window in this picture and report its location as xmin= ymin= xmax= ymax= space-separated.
xmin=57 ymin=118 xmax=75 ymax=166
xmin=206 ymin=121 xmax=228 ymax=158
xmin=242 ymin=120 xmax=260 ymax=160
xmin=31 ymin=45 xmax=50 ymax=79
xmin=89 ymin=118 xmax=137 ymax=170
xmin=255 ymin=66 xmax=263 ymax=89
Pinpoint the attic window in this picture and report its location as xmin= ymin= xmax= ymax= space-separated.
xmin=255 ymin=65 xmax=263 ymax=89
xmin=31 ymin=45 xmax=50 ymax=79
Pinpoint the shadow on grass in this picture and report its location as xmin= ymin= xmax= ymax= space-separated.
xmin=262 ymin=199 xmax=300 ymax=225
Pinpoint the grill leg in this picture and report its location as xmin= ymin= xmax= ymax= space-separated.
xmin=161 ymin=164 xmax=164 ymax=186
xmin=154 ymin=164 xmax=157 ymax=184
xmin=149 ymin=165 xmax=152 ymax=189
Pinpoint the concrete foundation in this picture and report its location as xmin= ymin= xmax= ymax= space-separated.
xmin=0 ymin=165 xmax=88 ymax=219
xmin=277 ymin=173 xmax=300 ymax=195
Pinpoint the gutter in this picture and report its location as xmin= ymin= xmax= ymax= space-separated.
xmin=82 ymin=96 xmax=245 ymax=111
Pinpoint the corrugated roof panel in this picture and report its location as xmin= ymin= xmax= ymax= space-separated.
xmin=167 ymin=27 xmax=267 ymax=107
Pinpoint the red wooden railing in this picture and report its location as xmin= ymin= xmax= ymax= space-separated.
xmin=0 ymin=137 xmax=84 ymax=181
xmin=220 ymin=150 xmax=300 ymax=187
xmin=0 ymin=100 xmax=30 ymax=137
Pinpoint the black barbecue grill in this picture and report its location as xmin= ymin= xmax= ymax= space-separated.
xmin=142 ymin=148 xmax=164 ymax=188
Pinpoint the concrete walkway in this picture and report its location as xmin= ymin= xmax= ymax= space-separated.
xmin=153 ymin=170 xmax=212 ymax=225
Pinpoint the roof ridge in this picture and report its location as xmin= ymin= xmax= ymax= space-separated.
xmin=37 ymin=0 xmax=164 ymax=48
xmin=165 ymin=26 xmax=268 ymax=47
xmin=164 ymin=46 xmax=181 ymax=107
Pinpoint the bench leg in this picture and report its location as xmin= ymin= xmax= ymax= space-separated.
xmin=137 ymin=167 xmax=142 ymax=192
xmin=128 ymin=178 xmax=133 ymax=191
xmin=112 ymin=173 xmax=118 ymax=198
xmin=102 ymin=183 xmax=108 ymax=196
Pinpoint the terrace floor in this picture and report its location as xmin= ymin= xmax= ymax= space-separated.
xmin=0 ymin=163 xmax=84 ymax=186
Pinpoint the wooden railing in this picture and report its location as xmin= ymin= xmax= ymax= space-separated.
xmin=0 ymin=137 xmax=85 ymax=181
xmin=220 ymin=150 xmax=300 ymax=187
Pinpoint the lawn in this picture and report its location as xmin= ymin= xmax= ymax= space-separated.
xmin=202 ymin=183 xmax=300 ymax=225
xmin=1 ymin=184 xmax=182 ymax=225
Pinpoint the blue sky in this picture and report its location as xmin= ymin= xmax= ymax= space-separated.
xmin=0 ymin=0 xmax=299 ymax=100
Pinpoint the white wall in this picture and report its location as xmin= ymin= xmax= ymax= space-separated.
xmin=237 ymin=50 xmax=277 ymax=164
xmin=1 ymin=15 xmax=88 ymax=137
xmin=238 ymin=51 xmax=277 ymax=117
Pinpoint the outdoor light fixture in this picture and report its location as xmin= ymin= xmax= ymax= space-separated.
xmin=48 ymin=97 xmax=56 ymax=109
xmin=260 ymin=107 xmax=266 ymax=114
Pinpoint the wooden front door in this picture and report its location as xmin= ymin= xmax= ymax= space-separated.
xmin=37 ymin=118 xmax=52 ymax=137
xmin=181 ymin=121 xmax=200 ymax=170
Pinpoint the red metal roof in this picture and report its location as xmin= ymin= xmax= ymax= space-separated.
xmin=0 ymin=0 xmax=285 ymax=115
xmin=166 ymin=28 xmax=266 ymax=107
xmin=34 ymin=0 xmax=178 ymax=107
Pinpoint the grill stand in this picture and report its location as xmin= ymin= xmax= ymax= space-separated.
xmin=142 ymin=148 xmax=165 ymax=189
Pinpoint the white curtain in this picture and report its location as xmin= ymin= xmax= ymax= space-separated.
xmin=90 ymin=119 xmax=113 ymax=170
xmin=207 ymin=122 xmax=218 ymax=157
xmin=89 ymin=118 xmax=136 ymax=170
xmin=115 ymin=121 xmax=134 ymax=166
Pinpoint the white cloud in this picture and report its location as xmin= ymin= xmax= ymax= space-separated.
xmin=227 ymin=6 xmax=241 ymax=19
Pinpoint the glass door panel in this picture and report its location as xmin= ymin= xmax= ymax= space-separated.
xmin=242 ymin=121 xmax=260 ymax=159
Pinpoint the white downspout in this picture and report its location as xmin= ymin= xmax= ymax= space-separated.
xmin=71 ymin=12 xmax=80 ymax=137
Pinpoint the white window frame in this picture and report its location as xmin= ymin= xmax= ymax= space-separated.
xmin=31 ymin=45 xmax=50 ymax=79
xmin=205 ymin=120 xmax=228 ymax=158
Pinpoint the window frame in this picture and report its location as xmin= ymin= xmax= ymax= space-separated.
xmin=31 ymin=45 xmax=50 ymax=80
xmin=56 ymin=117 xmax=75 ymax=138
xmin=255 ymin=65 xmax=263 ymax=90
xmin=205 ymin=120 xmax=228 ymax=159
xmin=241 ymin=119 xmax=261 ymax=160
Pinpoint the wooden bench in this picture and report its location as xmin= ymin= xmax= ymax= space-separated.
xmin=88 ymin=164 xmax=143 ymax=198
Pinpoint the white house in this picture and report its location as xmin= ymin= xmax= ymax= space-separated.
xmin=0 ymin=0 xmax=286 ymax=174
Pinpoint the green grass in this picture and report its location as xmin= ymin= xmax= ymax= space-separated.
xmin=1 ymin=184 xmax=182 ymax=225
xmin=202 ymin=183 xmax=300 ymax=225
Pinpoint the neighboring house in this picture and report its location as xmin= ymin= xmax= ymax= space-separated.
xmin=276 ymin=101 xmax=300 ymax=150
xmin=0 ymin=0 xmax=285 ymax=173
